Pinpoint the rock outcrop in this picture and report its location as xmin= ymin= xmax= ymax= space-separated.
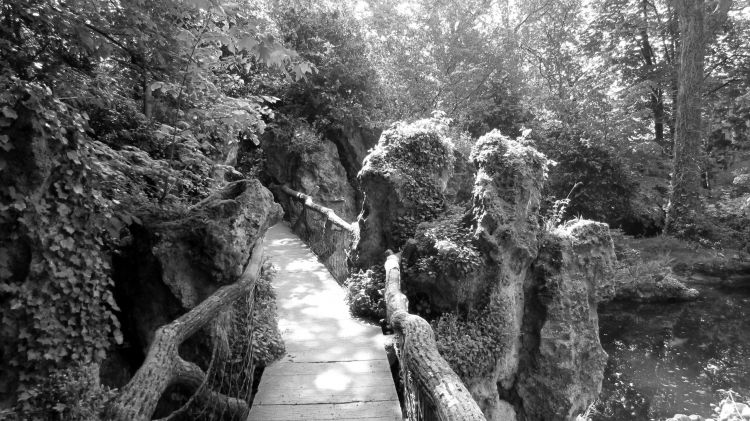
xmin=324 ymin=125 xmax=381 ymax=190
xmin=363 ymin=129 xmax=615 ymax=421
xmin=112 ymin=179 xmax=282 ymax=359
xmin=353 ymin=119 xmax=455 ymax=269
xmin=516 ymin=220 xmax=611 ymax=420
xmin=289 ymin=139 xmax=357 ymax=222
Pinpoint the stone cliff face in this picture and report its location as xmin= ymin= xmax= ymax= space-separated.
xmin=358 ymin=129 xmax=615 ymax=421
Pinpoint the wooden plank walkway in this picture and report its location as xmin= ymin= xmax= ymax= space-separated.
xmin=248 ymin=222 xmax=402 ymax=421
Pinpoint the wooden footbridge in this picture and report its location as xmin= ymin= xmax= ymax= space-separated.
xmin=248 ymin=222 xmax=402 ymax=420
xmin=106 ymin=184 xmax=485 ymax=421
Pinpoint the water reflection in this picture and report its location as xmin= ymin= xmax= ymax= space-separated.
xmin=595 ymin=280 xmax=750 ymax=421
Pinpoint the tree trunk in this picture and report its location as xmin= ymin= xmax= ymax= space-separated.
xmin=665 ymin=0 xmax=705 ymax=235
xmin=640 ymin=0 xmax=666 ymax=148
xmin=143 ymin=72 xmax=153 ymax=120
xmin=651 ymin=89 xmax=666 ymax=148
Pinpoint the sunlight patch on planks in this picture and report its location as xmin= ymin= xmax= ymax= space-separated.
xmin=247 ymin=222 xmax=402 ymax=421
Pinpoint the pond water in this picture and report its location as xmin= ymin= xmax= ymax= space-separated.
xmin=594 ymin=276 xmax=750 ymax=421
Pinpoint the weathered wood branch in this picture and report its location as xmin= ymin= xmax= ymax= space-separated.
xmin=384 ymin=253 xmax=486 ymax=421
xmin=106 ymin=240 xmax=264 ymax=421
xmin=273 ymin=184 xmax=357 ymax=234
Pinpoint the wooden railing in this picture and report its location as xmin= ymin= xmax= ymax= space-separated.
xmin=107 ymin=241 xmax=264 ymax=421
xmin=385 ymin=252 xmax=486 ymax=421
xmin=273 ymin=184 xmax=357 ymax=283
xmin=274 ymin=184 xmax=357 ymax=233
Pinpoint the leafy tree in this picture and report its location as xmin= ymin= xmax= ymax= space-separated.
xmin=362 ymin=0 xmax=528 ymax=135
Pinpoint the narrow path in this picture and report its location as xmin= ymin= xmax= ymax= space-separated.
xmin=248 ymin=222 xmax=402 ymax=421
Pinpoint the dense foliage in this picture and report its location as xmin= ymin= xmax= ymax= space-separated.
xmin=0 ymin=0 xmax=311 ymax=405
xmin=251 ymin=262 xmax=286 ymax=367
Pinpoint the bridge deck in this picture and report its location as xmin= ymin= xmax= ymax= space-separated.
xmin=248 ymin=222 xmax=402 ymax=421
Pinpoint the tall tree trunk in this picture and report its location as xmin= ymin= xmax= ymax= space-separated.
xmin=143 ymin=72 xmax=153 ymax=119
xmin=651 ymin=89 xmax=666 ymax=148
xmin=640 ymin=0 xmax=665 ymax=147
xmin=665 ymin=0 xmax=705 ymax=235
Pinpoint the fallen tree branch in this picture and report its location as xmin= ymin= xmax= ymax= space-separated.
xmin=272 ymin=184 xmax=357 ymax=234
xmin=384 ymin=252 xmax=486 ymax=421
xmin=106 ymin=240 xmax=264 ymax=421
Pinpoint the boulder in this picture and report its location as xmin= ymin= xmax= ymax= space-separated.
xmin=600 ymin=270 xmax=699 ymax=303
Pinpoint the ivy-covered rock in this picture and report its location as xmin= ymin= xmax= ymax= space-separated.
xmin=353 ymin=118 xmax=455 ymax=269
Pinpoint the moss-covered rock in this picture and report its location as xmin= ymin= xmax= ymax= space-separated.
xmin=353 ymin=118 xmax=455 ymax=269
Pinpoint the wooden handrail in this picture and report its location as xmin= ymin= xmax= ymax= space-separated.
xmin=384 ymin=252 xmax=486 ymax=421
xmin=107 ymin=240 xmax=264 ymax=421
xmin=272 ymin=184 xmax=357 ymax=234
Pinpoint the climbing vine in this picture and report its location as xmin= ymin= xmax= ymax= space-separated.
xmin=0 ymin=77 xmax=125 ymax=387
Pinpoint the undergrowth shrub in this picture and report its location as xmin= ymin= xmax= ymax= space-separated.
xmin=3 ymin=363 xmax=116 ymax=421
xmin=345 ymin=266 xmax=386 ymax=321
xmin=252 ymin=262 xmax=286 ymax=366
xmin=405 ymin=207 xmax=480 ymax=282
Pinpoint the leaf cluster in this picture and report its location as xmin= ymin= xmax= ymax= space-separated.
xmin=406 ymin=208 xmax=481 ymax=281
xmin=251 ymin=263 xmax=286 ymax=366
xmin=344 ymin=265 xmax=386 ymax=322
xmin=4 ymin=363 xmax=116 ymax=421
xmin=432 ymin=310 xmax=508 ymax=381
